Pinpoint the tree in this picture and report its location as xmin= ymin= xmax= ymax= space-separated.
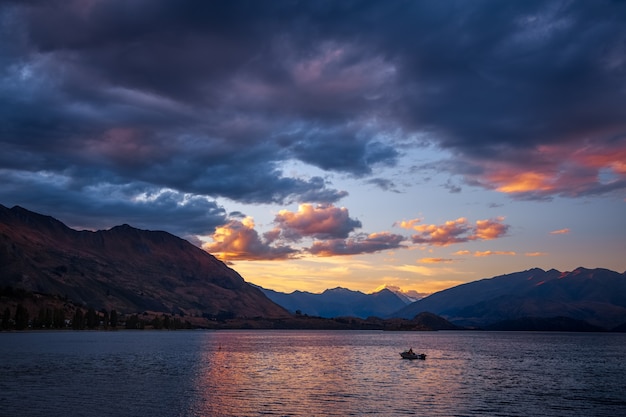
xmin=101 ymin=309 xmax=109 ymax=329
xmin=14 ymin=304 xmax=29 ymax=330
xmin=110 ymin=310 xmax=118 ymax=328
xmin=1 ymin=307 xmax=11 ymax=330
xmin=86 ymin=307 xmax=98 ymax=329
xmin=34 ymin=307 xmax=46 ymax=328
xmin=125 ymin=314 xmax=143 ymax=329
xmin=72 ymin=309 xmax=84 ymax=330
xmin=44 ymin=308 xmax=53 ymax=328
xmin=53 ymin=308 xmax=65 ymax=329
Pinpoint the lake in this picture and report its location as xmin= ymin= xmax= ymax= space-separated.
xmin=1 ymin=330 xmax=625 ymax=416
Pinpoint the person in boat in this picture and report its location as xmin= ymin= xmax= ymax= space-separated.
xmin=408 ymin=348 xmax=413 ymax=354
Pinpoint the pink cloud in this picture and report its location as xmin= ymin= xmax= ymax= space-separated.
xmin=274 ymin=204 xmax=361 ymax=240
xmin=461 ymin=140 xmax=626 ymax=199
xmin=453 ymin=250 xmax=516 ymax=257
xmin=203 ymin=217 xmax=297 ymax=261
xmin=400 ymin=217 xmax=509 ymax=246
xmin=550 ymin=228 xmax=570 ymax=235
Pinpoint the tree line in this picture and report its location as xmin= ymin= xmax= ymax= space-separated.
xmin=0 ymin=286 xmax=193 ymax=330
xmin=1 ymin=304 xmax=191 ymax=331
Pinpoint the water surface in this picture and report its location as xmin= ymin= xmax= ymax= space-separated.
xmin=1 ymin=330 xmax=625 ymax=416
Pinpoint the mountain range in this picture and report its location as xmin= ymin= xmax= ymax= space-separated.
xmin=256 ymin=286 xmax=410 ymax=319
xmin=1 ymin=204 xmax=625 ymax=331
xmin=393 ymin=267 xmax=626 ymax=330
xmin=0 ymin=204 xmax=288 ymax=321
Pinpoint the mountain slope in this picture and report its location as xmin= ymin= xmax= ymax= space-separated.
xmin=392 ymin=268 xmax=626 ymax=329
xmin=258 ymin=286 xmax=409 ymax=318
xmin=0 ymin=205 xmax=288 ymax=319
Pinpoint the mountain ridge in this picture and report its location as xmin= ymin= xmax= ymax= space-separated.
xmin=255 ymin=285 xmax=409 ymax=319
xmin=392 ymin=266 xmax=626 ymax=329
xmin=0 ymin=204 xmax=289 ymax=320
xmin=2 ymin=204 xmax=624 ymax=331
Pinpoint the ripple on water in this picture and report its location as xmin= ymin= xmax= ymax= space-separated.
xmin=1 ymin=331 xmax=626 ymax=417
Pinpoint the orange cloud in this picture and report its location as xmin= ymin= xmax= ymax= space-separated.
xmin=493 ymin=171 xmax=555 ymax=193
xmin=550 ymin=228 xmax=570 ymax=235
xmin=418 ymin=257 xmax=455 ymax=264
xmin=525 ymin=252 xmax=547 ymax=257
xmin=403 ymin=217 xmax=509 ymax=246
xmin=275 ymin=203 xmax=361 ymax=240
xmin=396 ymin=218 xmax=422 ymax=229
xmin=462 ymin=140 xmax=626 ymax=199
xmin=307 ymin=232 xmax=405 ymax=256
xmin=473 ymin=250 xmax=516 ymax=257
xmin=473 ymin=217 xmax=509 ymax=240
xmin=453 ymin=250 xmax=515 ymax=257
xmin=203 ymin=217 xmax=297 ymax=261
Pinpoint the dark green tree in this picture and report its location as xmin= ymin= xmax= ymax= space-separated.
xmin=110 ymin=310 xmax=118 ymax=328
xmin=125 ymin=314 xmax=143 ymax=329
xmin=2 ymin=307 xmax=11 ymax=330
xmin=36 ymin=308 xmax=45 ymax=329
xmin=53 ymin=308 xmax=65 ymax=329
xmin=86 ymin=307 xmax=98 ymax=329
xmin=14 ymin=304 xmax=29 ymax=330
xmin=44 ymin=308 xmax=53 ymax=328
xmin=72 ymin=309 xmax=84 ymax=330
xmin=101 ymin=309 xmax=109 ymax=329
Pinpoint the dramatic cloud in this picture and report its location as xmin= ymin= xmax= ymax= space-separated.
xmin=307 ymin=232 xmax=405 ymax=257
xmin=1 ymin=0 xmax=624 ymax=286
xmin=455 ymin=141 xmax=626 ymax=200
xmin=274 ymin=204 xmax=362 ymax=241
xmin=2 ymin=1 xmax=624 ymax=201
xmin=400 ymin=217 xmax=509 ymax=246
xmin=203 ymin=218 xmax=297 ymax=261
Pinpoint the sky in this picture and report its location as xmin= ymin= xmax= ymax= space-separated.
xmin=1 ymin=0 xmax=625 ymax=297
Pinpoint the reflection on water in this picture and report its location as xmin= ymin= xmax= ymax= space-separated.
xmin=1 ymin=330 xmax=626 ymax=416
xmin=190 ymin=331 xmax=408 ymax=416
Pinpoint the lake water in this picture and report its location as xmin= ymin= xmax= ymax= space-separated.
xmin=1 ymin=330 xmax=625 ymax=416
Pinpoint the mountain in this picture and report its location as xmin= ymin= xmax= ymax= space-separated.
xmin=392 ymin=267 xmax=626 ymax=329
xmin=257 ymin=286 xmax=409 ymax=319
xmin=0 ymin=205 xmax=289 ymax=320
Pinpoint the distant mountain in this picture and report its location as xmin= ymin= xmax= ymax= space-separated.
xmin=257 ymin=286 xmax=409 ymax=319
xmin=0 ymin=205 xmax=289 ymax=320
xmin=392 ymin=267 xmax=626 ymax=330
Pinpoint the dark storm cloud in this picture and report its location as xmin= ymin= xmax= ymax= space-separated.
xmin=0 ymin=170 xmax=227 ymax=238
xmin=1 ymin=0 xmax=625 ymax=236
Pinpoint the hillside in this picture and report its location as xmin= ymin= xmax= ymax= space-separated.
xmin=0 ymin=205 xmax=289 ymax=320
xmin=393 ymin=267 xmax=626 ymax=329
xmin=257 ymin=286 xmax=409 ymax=319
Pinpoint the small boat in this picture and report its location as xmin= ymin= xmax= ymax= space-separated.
xmin=400 ymin=350 xmax=426 ymax=360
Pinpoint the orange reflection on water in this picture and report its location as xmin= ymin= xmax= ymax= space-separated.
xmin=188 ymin=331 xmax=371 ymax=416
